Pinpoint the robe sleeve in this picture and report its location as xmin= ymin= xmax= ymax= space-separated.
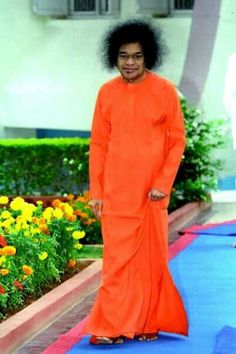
xmin=89 ymin=89 xmax=111 ymax=200
xmin=152 ymin=84 xmax=186 ymax=195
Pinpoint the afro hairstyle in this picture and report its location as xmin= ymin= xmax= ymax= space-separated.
xmin=101 ymin=19 xmax=167 ymax=70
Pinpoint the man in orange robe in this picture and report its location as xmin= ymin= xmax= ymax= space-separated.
xmin=83 ymin=19 xmax=188 ymax=345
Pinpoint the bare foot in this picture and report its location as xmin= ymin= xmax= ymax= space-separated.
xmin=90 ymin=335 xmax=124 ymax=345
xmin=137 ymin=333 xmax=158 ymax=341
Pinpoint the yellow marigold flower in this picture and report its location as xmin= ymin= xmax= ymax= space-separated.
xmin=31 ymin=227 xmax=39 ymax=235
xmin=43 ymin=207 xmax=54 ymax=221
xmin=0 ymin=256 xmax=6 ymax=265
xmin=1 ymin=217 xmax=15 ymax=229
xmin=21 ymin=203 xmax=35 ymax=221
xmin=15 ymin=219 xmax=29 ymax=230
xmin=0 ymin=196 xmax=9 ymax=204
xmin=22 ymin=275 xmax=28 ymax=280
xmin=74 ymin=243 xmax=83 ymax=250
xmin=72 ymin=230 xmax=85 ymax=240
xmin=1 ymin=210 xmax=11 ymax=219
xmin=67 ymin=259 xmax=77 ymax=268
xmin=36 ymin=200 xmax=43 ymax=205
xmin=64 ymin=204 xmax=74 ymax=216
xmin=0 ymin=269 xmax=9 ymax=276
xmin=22 ymin=265 xmax=33 ymax=275
xmin=10 ymin=197 xmax=25 ymax=211
xmin=38 ymin=252 xmax=48 ymax=261
xmin=53 ymin=208 xmax=63 ymax=219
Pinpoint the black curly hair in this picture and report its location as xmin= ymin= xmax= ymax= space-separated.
xmin=101 ymin=19 xmax=167 ymax=70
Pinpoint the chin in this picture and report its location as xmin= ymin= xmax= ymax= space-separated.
xmin=123 ymin=73 xmax=138 ymax=81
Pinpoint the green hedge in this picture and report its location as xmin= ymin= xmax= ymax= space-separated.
xmin=0 ymin=138 xmax=90 ymax=196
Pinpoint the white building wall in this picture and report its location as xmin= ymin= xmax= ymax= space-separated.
xmin=0 ymin=0 xmax=191 ymax=136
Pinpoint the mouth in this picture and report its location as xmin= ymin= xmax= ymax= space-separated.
xmin=123 ymin=68 xmax=137 ymax=74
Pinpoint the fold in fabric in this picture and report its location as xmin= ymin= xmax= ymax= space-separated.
xmin=82 ymin=200 xmax=188 ymax=338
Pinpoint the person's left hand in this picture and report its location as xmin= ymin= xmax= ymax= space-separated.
xmin=148 ymin=188 xmax=166 ymax=201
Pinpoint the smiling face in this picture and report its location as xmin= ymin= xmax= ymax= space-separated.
xmin=116 ymin=42 xmax=146 ymax=83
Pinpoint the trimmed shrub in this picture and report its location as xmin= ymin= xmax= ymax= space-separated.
xmin=0 ymin=138 xmax=89 ymax=196
xmin=168 ymin=98 xmax=225 ymax=212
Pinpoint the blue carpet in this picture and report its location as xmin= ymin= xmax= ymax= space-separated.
xmin=67 ymin=234 xmax=236 ymax=354
xmin=213 ymin=326 xmax=236 ymax=354
xmin=192 ymin=223 xmax=236 ymax=236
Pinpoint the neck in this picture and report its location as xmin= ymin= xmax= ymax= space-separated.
xmin=122 ymin=70 xmax=147 ymax=84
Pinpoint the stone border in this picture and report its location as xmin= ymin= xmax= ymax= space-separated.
xmin=0 ymin=260 xmax=102 ymax=354
xmin=0 ymin=202 xmax=210 ymax=353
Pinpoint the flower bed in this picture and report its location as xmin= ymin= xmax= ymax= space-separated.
xmin=0 ymin=194 xmax=98 ymax=320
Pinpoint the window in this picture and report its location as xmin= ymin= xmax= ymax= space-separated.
xmin=74 ymin=0 xmax=96 ymax=12
xmin=70 ymin=0 xmax=120 ymax=16
xmin=174 ymin=0 xmax=195 ymax=10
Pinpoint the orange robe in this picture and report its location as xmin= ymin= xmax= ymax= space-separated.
xmin=83 ymin=70 xmax=188 ymax=338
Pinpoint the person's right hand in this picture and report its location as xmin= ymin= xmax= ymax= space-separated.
xmin=88 ymin=199 xmax=103 ymax=219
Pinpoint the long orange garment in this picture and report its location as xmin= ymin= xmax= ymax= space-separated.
xmin=83 ymin=70 xmax=188 ymax=338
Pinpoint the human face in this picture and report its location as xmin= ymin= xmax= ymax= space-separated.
xmin=117 ymin=42 xmax=146 ymax=83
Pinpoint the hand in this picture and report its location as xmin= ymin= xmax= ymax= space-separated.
xmin=88 ymin=199 xmax=103 ymax=219
xmin=148 ymin=188 xmax=166 ymax=201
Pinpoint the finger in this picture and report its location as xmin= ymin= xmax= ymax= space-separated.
xmin=91 ymin=205 xmax=99 ymax=218
xmin=93 ymin=204 xmax=102 ymax=219
xmin=97 ymin=204 xmax=102 ymax=218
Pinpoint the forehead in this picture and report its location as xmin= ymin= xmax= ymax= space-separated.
xmin=119 ymin=42 xmax=143 ymax=53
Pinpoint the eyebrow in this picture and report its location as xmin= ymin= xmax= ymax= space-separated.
xmin=119 ymin=50 xmax=143 ymax=54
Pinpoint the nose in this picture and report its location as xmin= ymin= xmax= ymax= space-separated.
xmin=126 ymin=56 xmax=135 ymax=65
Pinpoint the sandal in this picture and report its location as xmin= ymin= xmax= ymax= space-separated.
xmin=90 ymin=335 xmax=125 ymax=345
xmin=137 ymin=333 xmax=158 ymax=341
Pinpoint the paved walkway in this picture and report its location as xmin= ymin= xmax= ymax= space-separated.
xmin=15 ymin=203 xmax=236 ymax=354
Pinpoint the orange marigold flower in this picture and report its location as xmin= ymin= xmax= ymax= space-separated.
xmin=67 ymin=259 xmax=77 ymax=268
xmin=0 ymin=235 xmax=7 ymax=248
xmin=52 ymin=199 xmax=61 ymax=208
xmin=22 ymin=265 xmax=33 ymax=275
xmin=0 ymin=246 xmax=16 ymax=256
xmin=39 ymin=224 xmax=49 ymax=234
xmin=66 ymin=194 xmax=75 ymax=201
xmin=67 ymin=214 xmax=77 ymax=222
xmin=13 ymin=280 xmax=24 ymax=291
xmin=0 ymin=285 xmax=6 ymax=294
xmin=0 ymin=269 xmax=9 ymax=276
xmin=87 ymin=218 xmax=95 ymax=225
xmin=74 ymin=210 xmax=82 ymax=216
xmin=83 ymin=191 xmax=90 ymax=200
xmin=81 ymin=212 xmax=88 ymax=219
xmin=76 ymin=196 xmax=86 ymax=203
